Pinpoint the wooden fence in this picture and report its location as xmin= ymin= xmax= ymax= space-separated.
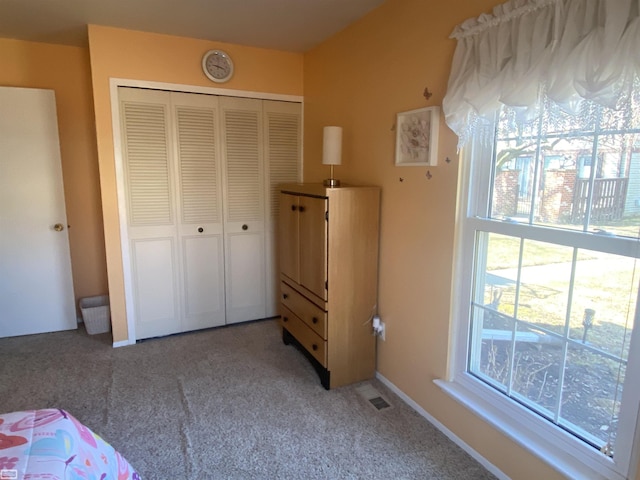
xmin=571 ymin=177 xmax=629 ymax=223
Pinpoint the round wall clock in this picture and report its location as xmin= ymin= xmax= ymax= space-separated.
xmin=202 ymin=50 xmax=234 ymax=83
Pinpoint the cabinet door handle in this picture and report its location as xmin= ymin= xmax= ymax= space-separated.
xmin=282 ymin=293 xmax=288 ymax=300
xmin=283 ymin=316 xmax=288 ymax=322
xmin=312 ymin=344 xmax=318 ymax=351
xmin=312 ymin=317 xmax=318 ymax=324
xmin=298 ymin=206 xmax=305 ymax=213
xmin=291 ymin=205 xmax=297 ymax=211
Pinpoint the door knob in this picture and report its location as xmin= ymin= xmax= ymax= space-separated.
xmin=198 ymin=227 xmax=204 ymax=233
xmin=54 ymin=223 xmax=64 ymax=232
xmin=242 ymin=224 xmax=248 ymax=231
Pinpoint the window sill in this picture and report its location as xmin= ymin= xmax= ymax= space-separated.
xmin=434 ymin=375 xmax=625 ymax=480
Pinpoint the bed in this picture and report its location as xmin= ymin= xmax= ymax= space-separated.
xmin=0 ymin=408 xmax=139 ymax=479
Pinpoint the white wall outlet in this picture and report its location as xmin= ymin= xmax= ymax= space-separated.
xmin=372 ymin=315 xmax=385 ymax=341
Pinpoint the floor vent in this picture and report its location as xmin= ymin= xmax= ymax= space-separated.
xmin=369 ymin=396 xmax=391 ymax=410
xmin=356 ymin=383 xmax=392 ymax=411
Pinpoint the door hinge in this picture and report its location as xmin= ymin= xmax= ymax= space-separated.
xmin=325 ymin=280 xmax=328 ymax=290
xmin=325 ymin=211 xmax=328 ymax=221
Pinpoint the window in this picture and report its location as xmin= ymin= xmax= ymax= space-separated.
xmin=441 ymin=0 xmax=640 ymax=477
xmin=450 ymin=97 xmax=640 ymax=479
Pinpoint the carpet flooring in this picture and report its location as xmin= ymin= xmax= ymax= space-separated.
xmin=0 ymin=319 xmax=496 ymax=479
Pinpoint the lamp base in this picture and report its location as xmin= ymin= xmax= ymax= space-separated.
xmin=323 ymin=178 xmax=341 ymax=188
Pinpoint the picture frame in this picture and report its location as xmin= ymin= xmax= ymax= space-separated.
xmin=395 ymin=106 xmax=440 ymax=166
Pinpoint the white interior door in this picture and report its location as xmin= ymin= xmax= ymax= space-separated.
xmin=0 ymin=86 xmax=76 ymax=338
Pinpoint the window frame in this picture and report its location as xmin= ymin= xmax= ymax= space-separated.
xmin=442 ymin=130 xmax=640 ymax=480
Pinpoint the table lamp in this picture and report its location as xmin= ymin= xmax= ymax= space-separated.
xmin=322 ymin=126 xmax=342 ymax=187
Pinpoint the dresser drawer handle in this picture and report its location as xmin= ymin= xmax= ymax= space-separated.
xmin=282 ymin=293 xmax=289 ymax=300
xmin=283 ymin=316 xmax=288 ymax=322
xmin=312 ymin=344 xmax=318 ymax=351
xmin=312 ymin=317 xmax=318 ymax=324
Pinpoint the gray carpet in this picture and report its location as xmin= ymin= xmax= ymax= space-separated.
xmin=0 ymin=319 xmax=496 ymax=479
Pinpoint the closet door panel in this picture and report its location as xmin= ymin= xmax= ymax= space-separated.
xmin=172 ymin=92 xmax=225 ymax=329
xmin=132 ymin=237 xmax=180 ymax=338
xmin=182 ymin=234 xmax=225 ymax=328
xmin=264 ymin=101 xmax=301 ymax=316
xmin=220 ymin=97 xmax=266 ymax=323
xmin=120 ymin=88 xmax=181 ymax=339
xmin=225 ymin=231 xmax=266 ymax=323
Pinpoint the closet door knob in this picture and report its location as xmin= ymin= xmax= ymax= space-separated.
xmin=291 ymin=205 xmax=297 ymax=211
xmin=312 ymin=317 xmax=318 ymax=324
xmin=312 ymin=344 xmax=318 ymax=351
xmin=242 ymin=224 xmax=248 ymax=231
xmin=283 ymin=316 xmax=288 ymax=322
xmin=298 ymin=206 xmax=306 ymax=213
xmin=197 ymin=227 xmax=204 ymax=233
xmin=282 ymin=293 xmax=289 ymax=300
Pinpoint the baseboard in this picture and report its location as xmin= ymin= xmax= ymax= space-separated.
xmin=112 ymin=339 xmax=134 ymax=348
xmin=375 ymin=372 xmax=509 ymax=480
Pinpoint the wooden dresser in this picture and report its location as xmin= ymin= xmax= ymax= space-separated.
xmin=278 ymin=183 xmax=380 ymax=389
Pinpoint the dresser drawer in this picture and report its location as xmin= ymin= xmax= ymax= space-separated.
xmin=280 ymin=282 xmax=327 ymax=339
xmin=280 ymin=305 xmax=327 ymax=367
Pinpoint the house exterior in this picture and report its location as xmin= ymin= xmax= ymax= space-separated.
xmin=3 ymin=0 xmax=638 ymax=479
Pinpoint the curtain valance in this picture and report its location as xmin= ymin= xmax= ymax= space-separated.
xmin=443 ymin=0 xmax=640 ymax=146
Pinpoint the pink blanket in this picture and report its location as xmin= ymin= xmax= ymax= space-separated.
xmin=0 ymin=409 xmax=139 ymax=479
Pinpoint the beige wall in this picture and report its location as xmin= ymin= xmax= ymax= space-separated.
xmin=87 ymin=25 xmax=304 ymax=342
xmin=303 ymin=0 xmax=568 ymax=478
xmin=0 ymin=38 xmax=107 ymax=308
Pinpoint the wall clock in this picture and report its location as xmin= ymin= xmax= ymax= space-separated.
xmin=202 ymin=50 xmax=234 ymax=83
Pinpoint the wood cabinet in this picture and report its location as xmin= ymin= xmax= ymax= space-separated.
xmin=278 ymin=184 xmax=380 ymax=389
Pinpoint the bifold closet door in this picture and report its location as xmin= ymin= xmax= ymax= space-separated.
xmin=119 ymin=87 xmax=301 ymax=339
xmin=172 ymin=92 xmax=226 ymax=331
xmin=219 ymin=97 xmax=266 ymax=324
xmin=263 ymin=100 xmax=302 ymax=317
xmin=120 ymin=88 xmax=181 ymax=339
xmin=120 ymin=88 xmax=226 ymax=339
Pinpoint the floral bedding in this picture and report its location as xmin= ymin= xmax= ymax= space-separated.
xmin=0 ymin=409 xmax=139 ymax=480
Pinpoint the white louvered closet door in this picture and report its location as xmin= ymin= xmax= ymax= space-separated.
xmin=219 ymin=97 xmax=267 ymax=324
xmin=171 ymin=92 xmax=226 ymax=331
xmin=120 ymin=88 xmax=181 ymax=339
xmin=263 ymin=100 xmax=302 ymax=316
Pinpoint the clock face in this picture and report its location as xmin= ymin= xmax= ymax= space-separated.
xmin=202 ymin=50 xmax=234 ymax=83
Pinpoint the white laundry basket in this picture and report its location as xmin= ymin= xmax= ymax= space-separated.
xmin=79 ymin=295 xmax=111 ymax=335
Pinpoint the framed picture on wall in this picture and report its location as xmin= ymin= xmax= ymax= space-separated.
xmin=395 ymin=106 xmax=440 ymax=166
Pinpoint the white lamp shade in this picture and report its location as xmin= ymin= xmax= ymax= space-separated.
xmin=322 ymin=126 xmax=343 ymax=166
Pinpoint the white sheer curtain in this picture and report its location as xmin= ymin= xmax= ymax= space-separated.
xmin=443 ymin=0 xmax=640 ymax=146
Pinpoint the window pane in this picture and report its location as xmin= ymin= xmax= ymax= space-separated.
xmin=532 ymin=136 xmax=593 ymax=229
xmin=569 ymin=251 xmax=638 ymax=359
xmin=588 ymin=134 xmax=640 ymax=239
xmin=469 ymin=305 xmax=513 ymax=392
xmin=518 ymin=240 xmax=573 ymax=335
xmin=511 ymin=322 xmax=562 ymax=418
xmin=478 ymin=232 xmax=519 ymax=317
xmin=561 ymin=344 xmax=625 ymax=446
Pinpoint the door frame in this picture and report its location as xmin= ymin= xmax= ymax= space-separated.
xmin=110 ymin=78 xmax=303 ymax=345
